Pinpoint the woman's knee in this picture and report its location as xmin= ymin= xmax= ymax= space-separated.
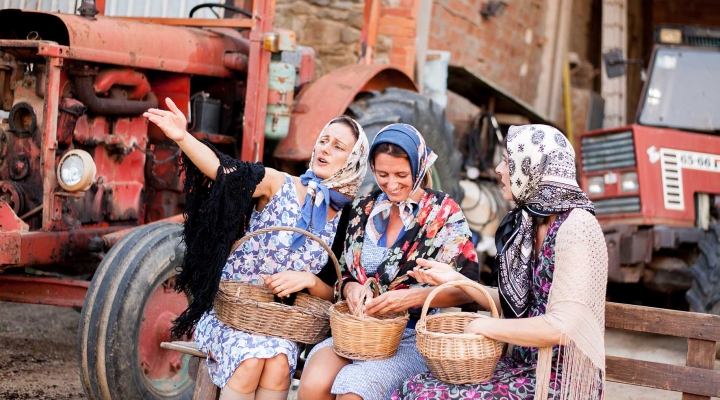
xmin=258 ymin=354 xmax=291 ymax=390
xmin=226 ymin=358 xmax=265 ymax=393
xmin=297 ymin=347 xmax=348 ymax=400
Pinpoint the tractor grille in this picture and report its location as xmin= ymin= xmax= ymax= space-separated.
xmin=593 ymin=196 xmax=641 ymax=215
xmin=580 ymin=131 xmax=636 ymax=173
xmin=686 ymin=36 xmax=720 ymax=48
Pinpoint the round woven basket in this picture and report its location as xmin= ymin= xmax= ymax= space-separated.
xmin=329 ymin=277 xmax=409 ymax=360
xmin=213 ymin=226 xmax=341 ymax=344
xmin=416 ymin=280 xmax=504 ymax=384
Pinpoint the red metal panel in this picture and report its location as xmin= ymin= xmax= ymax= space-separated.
xmin=0 ymin=226 xmax=122 ymax=270
xmin=0 ymin=10 xmax=244 ymax=77
xmin=274 ymin=64 xmax=417 ymax=162
xmin=240 ymin=0 xmax=275 ymax=161
xmin=41 ymin=57 xmax=63 ymax=230
xmin=580 ymin=124 xmax=720 ymax=227
xmin=0 ymin=276 xmax=89 ymax=308
xmin=633 ymin=125 xmax=720 ymax=224
xmin=0 ymin=203 xmax=24 ymax=266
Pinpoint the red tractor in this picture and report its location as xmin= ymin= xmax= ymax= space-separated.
xmin=579 ymin=25 xmax=720 ymax=317
xmin=0 ymin=1 xmax=464 ymax=399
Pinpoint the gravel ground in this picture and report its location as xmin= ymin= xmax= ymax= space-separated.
xmin=1 ymin=302 xmax=717 ymax=400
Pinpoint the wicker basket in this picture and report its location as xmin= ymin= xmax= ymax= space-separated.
xmin=329 ymin=277 xmax=409 ymax=360
xmin=213 ymin=226 xmax=341 ymax=344
xmin=416 ymin=280 xmax=504 ymax=384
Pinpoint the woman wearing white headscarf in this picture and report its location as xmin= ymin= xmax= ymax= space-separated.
xmin=392 ymin=124 xmax=608 ymax=400
xmin=145 ymin=100 xmax=369 ymax=400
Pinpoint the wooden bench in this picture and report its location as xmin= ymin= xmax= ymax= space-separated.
xmin=604 ymin=302 xmax=720 ymax=400
xmin=164 ymin=302 xmax=720 ymax=399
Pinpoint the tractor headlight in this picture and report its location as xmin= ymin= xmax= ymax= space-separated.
xmin=621 ymin=171 xmax=639 ymax=192
xmin=587 ymin=176 xmax=605 ymax=195
xmin=659 ymin=28 xmax=682 ymax=44
xmin=57 ymin=150 xmax=96 ymax=192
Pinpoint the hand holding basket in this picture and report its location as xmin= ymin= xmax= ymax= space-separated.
xmin=214 ymin=226 xmax=342 ymax=344
xmin=329 ymin=277 xmax=409 ymax=360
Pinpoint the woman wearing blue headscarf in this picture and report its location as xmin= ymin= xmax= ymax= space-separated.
xmin=297 ymin=123 xmax=480 ymax=400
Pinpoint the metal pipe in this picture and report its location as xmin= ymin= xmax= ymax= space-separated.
xmin=73 ymin=75 xmax=158 ymax=115
xmin=223 ymin=52 xmax=248 ymax=72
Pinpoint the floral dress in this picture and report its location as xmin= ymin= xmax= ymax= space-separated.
xmin=194 ymin=174 xmax=339 ymax=388
xmin=391 ymin=211 xmax=571 ymax=400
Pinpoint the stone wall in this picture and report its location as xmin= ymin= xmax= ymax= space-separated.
xmin=274 ymin=0 xmax=417 ymax=78
xmin=274 ymin=0 xmax=370 ymax=78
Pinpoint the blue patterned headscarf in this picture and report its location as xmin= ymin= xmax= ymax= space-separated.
xmin=367 ymin=124 xmax=437 ymax=242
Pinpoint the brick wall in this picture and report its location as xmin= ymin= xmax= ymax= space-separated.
xmin=428 ymin=0 xmax=546 ymax=107
xmin=378 ymin=0 xmax=420 ymax=77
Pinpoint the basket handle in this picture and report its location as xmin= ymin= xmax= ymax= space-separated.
xmin=229 ymin=226 xmax=342 ymax=284
xmin=419 ymin=280 xmax=500 ymax=325
xmin=352 ymin=277 xmax=380 ymax=318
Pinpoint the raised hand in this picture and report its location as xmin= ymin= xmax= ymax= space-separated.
xmin=143 ymin=97 xmax=188 ymax=142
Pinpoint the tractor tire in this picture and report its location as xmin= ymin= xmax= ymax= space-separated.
xmin=78 ymin=222 xmax=194 ymax=400
xmin=347 ymin=88 xmax=464 ymax=202
xmin=686 ymin=223 xmax=720 ymax=316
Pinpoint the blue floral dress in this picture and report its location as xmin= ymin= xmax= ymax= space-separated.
xmin=391 ymin=211 xmax=571 ymax=400
xmin=194 ymin=174 xmax=339 ymax=387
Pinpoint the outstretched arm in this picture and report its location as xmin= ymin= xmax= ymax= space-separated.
xmin=144 ymin=97 xmax=279 ymax=199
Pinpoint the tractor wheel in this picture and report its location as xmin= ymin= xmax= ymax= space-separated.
xmin=686 ymin=222 xmax=720 ymax=358
xmin=78 ymin=222 xmax=194 ymax=400
xmin=347 ymin=88 xmax=463 ymax=202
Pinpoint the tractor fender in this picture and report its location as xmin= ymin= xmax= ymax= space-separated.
xmin=273 ymin=64 xmax=417 ymax=162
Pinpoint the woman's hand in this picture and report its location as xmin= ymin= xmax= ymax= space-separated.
xmin=143 ymin=97 xmax=188 ymax=143
xmin=409 ymin=258 xmax=467 ymax=286
xmin=343 ymin=282 xmax=374 ymax=314
xmin=262 ymin=271 xmax=317 ymax=298
xmin=464 ymin=317 xmax=490 ymax=336
xmin=364 ymin=290 xmax=411 ymax=316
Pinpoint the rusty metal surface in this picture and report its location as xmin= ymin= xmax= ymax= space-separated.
xmin=41 ymin=58 xmax=63 ymax=229
xmin=0 ymin=275 xmax=89 ymax=308
xmin=274 ymin=64 xmax=416 ymax=162
xmin=240 ymin=0 xmax=275 ymax=161
xmin=0 ymin=10 xmax=246 ymax=77
xmin=93 ymin=68 xmax=151 ymax=100
xmin=3 ymin=227 xmax=122 ymax=270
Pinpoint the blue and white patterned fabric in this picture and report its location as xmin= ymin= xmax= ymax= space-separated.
xmin=308 ymin=330 xmax=428 ymax=400
xmin=194 ymin=174 xmax=339 ymax=387
xmin=307 ymin=224 xmax=429 ymax=400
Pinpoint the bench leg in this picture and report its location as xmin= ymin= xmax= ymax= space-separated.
xmin=193 ymin=360 xmax=220 ymax=400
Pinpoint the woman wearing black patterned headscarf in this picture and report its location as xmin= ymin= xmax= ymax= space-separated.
xmin=393 ymin=124 xmax=608 ymax=400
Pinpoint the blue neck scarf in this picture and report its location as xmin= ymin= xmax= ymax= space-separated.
xmin=290 ymin=170 xmax=354 ymax=251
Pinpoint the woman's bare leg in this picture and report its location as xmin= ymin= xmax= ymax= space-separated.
xmin=297 ymin=347 xmax=350 ymax=400
xmin=225 ymin=358 xmax=265 ymax=393
xmin=258 ymin=354 xmax=292 ymax=391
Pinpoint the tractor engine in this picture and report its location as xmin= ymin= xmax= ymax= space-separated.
xmin=0 ymin=61 xmax=157 ymax=231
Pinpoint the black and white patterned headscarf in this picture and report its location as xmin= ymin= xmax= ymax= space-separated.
xmin=495 ymin=124 xmax=594 ymax=318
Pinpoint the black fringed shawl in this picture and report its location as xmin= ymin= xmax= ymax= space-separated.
xmin=171 ymin=140 xmax=265 ymax=339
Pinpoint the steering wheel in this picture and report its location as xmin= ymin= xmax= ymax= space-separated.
xmin=189 ymin=3 xmax=252 ymax=19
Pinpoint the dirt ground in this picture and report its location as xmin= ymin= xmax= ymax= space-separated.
xmin=1 ymin=302 xmax=718 ymax=400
